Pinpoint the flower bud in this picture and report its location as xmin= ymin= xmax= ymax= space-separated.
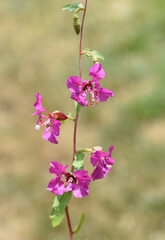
xmin=52 ymin=111 xmax=68 ymax=121
xmin=73 ymin=14 xmax=80 ymax=35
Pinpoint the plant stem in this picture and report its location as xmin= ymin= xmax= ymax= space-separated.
xmin=66 ymin=1 xmax=88 ymax=239
xmin=76 ymin=148 xmax=93 ymax=153
xmin=71 ymin=0 xmax=88 ymax=171
xmin=65 ymin=206 xmax=73 ymax=240
xmin=79 ymin=0 xmax=88 ymax=79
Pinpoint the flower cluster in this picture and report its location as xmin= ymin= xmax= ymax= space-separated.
xmin=66 ymin=63 xmax=114 ymax=107
xmin=32 ymin=93 xmax=67 ymax=144
xmin=32 ymin=64 xmax=115 ymax=199
xmin=47 ymin=146 xmax=114 ymax=197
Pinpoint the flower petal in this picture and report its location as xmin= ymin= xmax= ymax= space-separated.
xmin=47 ymin=177 xmax=65 ymax=195
xmin=89 ymin=63 xmax=105 ymax=81
xmin=98 ymin=87 xmax=114 ymax=102
xmin=42 ymin=120 xmax=61 ymax=144
xmin=66 ymin=76 xmax=81 ymax=94
xmin=91 ymin=161 xmax=110 ymax=181
xmin=72 ymin=184 xmax=89 ymax=198
xmin=49 ymin=161 xmax=68 ymax=176
xmin=33 ymin=93 xmax=45 ymax=112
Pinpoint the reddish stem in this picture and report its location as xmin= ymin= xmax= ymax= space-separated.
xmin=65 ymin=206 xmax=73 ymax=240
xmin=66 ymin=1 xmax=88 ymax=239
xmin=71 ymin=0 xmax=88 ymax=170
xmin=79 ymin=0 xmax=88 ymax=79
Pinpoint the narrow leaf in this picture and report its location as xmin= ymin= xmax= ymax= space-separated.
xmin=73 ymin=152 xmax=85 ymax=171
xmin=51 ymin=192 xmax=72 ymax=217
xmin=82 ymin=49 xmax=104 ymax=61
xmin=51 ymin=210 xmax=65 ymax=227
xmin=62 ymin=3 xmax=84 ymax=13
xmin=73 ymin=213 xmax=85 ymax=234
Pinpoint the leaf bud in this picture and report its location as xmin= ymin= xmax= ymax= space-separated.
xmin=73 ymin=14 xmax=80 ymax=35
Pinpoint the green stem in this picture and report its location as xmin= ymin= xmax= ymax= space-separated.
xmin=76 ymin=148 xmax=93 ymax=153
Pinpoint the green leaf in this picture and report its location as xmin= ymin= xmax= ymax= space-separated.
xmin=51 ymin=210 xmax=65 ymax=227
xmin=73 ymin=213 xmax=85 ymax=234
xmin=82 ymin=49 xmax=104 ymax=61
xmin=62 ymin=3 xmax=84 ymax=13
xmin=50 ymin=192 xmax=72 ymax=217
xmin=73 ymin=152 xmax=85 ymax=171
xmin=75 ymin=101 xmax=82 ymax=114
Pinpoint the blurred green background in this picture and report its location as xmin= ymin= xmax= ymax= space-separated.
xmin=0 ymin=0 xmax=165 ymax=239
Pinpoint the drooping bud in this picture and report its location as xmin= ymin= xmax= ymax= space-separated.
xmin=73 ymin=14 xmax=80 ymax=35
xmin=52 ymin=111 xmax=68 ymax=121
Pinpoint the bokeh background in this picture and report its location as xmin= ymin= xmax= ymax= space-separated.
xmin=0 ymin=0 xmax=165 ymax=239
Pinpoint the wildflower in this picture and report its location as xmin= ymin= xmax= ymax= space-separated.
xmin=47 ymin=161 xmax=91 ymax=198
xmin=91 ymin=146 xmax=114 ymax=181
xmin=32 ymin=93 xmax=67 ymax=144
xmin=66 ymin=64 xmax=113 ymax=107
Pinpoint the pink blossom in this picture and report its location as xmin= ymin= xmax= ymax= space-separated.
xmin=47 ymin=161 xmax=91 ymax=198
xmin=91 ymin=146 xmax=114 ymax=181
xmin=66 ymin=64 xmax=113 ymax=107
xmin=32 ymin=93 xmax=67 ymax=144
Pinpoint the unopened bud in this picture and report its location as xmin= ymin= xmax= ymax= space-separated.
xmin=52 ymin=111 xmax=68 ymax=121
xmin=73 ymin=14 xmax=80 ymax=35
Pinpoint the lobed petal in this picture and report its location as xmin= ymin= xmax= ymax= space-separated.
xmin=33 ymin=93 xmax=45 ymax=112
xmin=98 ymin=87 xmax=114 ymax=102
xmin=42 ymin=120 xmax=61 ymax=144
xmin=74 ymin=170 xmax=91 ymax=186
xmin=89 ymin=63 xmax=105 ymax=81
xmin=72 ymin=184 xmax=89 ymax=198
xmin=47 ymin=177 xmax=65 ymax=195
xmin=91 ymin=161 xmax=110 ymax=181
xmin=66 ymin=76 xmax=81 ymax=94
xmin=49 ymin=161 xmax=68 ymax=176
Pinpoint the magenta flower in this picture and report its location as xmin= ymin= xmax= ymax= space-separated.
xmin=90 ymin=146 xmax=114 ymax=181
xmin=32 ymin=93 xmax=68 ymax=144
xmin=66 ymin=64 xmax=113 ymax=107
xmin=47 ymin=161 xmax=91 ymax=198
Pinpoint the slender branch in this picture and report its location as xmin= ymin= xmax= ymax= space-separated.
xmin=71 ymin=0 xmax=88 ymax=171
xmin=66 ymin=1 xmax=88 ymax=239
xmin=79 ymin=0 xmax=88 ymax=79
xmin=65 ymin=206 xmax=73 ymax=240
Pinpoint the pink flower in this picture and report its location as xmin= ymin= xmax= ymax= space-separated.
xmin=32 ymin=93 xmax=68 ymax=144
xmin=66 ymin=64 xmax=113 ymax=107
xmin=47 ymin=162 xmax=91 ymax=198
xmin=90 ymin=146 xmax=114 ymax=181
